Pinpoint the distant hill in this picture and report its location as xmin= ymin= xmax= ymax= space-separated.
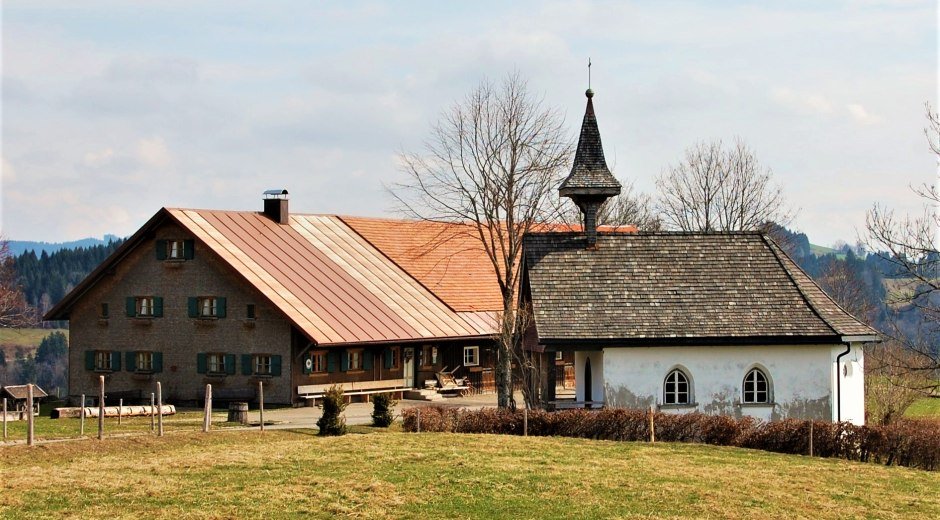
xmin=6 ymin=235 xmax=122 ymax=256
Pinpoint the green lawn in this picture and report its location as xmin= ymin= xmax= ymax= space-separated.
xmin=1 ymin=429 xmax=937 ymax=519
xmin=907 ymin=397 xmax=940 ymax=418
xmin=0 ymin=327 xmax=67 ymax=349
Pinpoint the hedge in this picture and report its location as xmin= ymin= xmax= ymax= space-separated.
xmin=401 ymin=407 xmax=940 ymax=471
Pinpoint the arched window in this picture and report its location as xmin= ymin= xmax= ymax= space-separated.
xmin=742 ymin=368 xmax=770 ymax=404
xmin=664 ymin=369 xmax=690 ymax=405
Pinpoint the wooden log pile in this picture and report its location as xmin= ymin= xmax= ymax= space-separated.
xmin=51 ymin=405 xmax=176 ymax=419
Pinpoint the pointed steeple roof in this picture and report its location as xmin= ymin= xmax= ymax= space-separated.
xmin=559 ymin=89 xmax=622 ymax=198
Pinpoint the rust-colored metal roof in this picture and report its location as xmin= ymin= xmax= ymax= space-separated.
xmin=340 ymin=216 xmax=635 ymax=312
xmin=340 ymin=217 xmax=505 ymax=312
xmin=168 ymin=209 xmax=495 ymax=345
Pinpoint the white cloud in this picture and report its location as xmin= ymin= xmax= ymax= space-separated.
xmin=770 ymin=87 xmax=835 ymax=116
xmin=136 ymin=137 xmax=172 ymax=169
xmin=83 ymin=148 xmax=115 ymax=167
xmin=846 ymin=103 xmax=882 ymax=125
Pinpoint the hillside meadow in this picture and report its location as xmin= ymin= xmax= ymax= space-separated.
xmin=1 ymin=429 xmax=938 ymax=519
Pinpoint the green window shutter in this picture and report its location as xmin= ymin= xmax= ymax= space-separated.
xmin=155 ymin=240 xmax=167 ymax=260
xmin=153 ymin=352 xmax=164 ymax=373
xmin=302 ymin=353 xmax=312 ymax=374
xmin=340 ymin=350 xmax=349 ymax=372
xmin=188 ymin=297 xmax=198 ymax=318
xmin=241 ymin=354 xmax=253 ymax=376
xmin=183 ymin=239 xmax=195 ymax=260
xmin=363 ymin=351 xmax=373 ymax=370
xmin=111 ymin=351 xmax=122 ymax=371
xmin=196 ymin=353 xmax=207 ymax=374
xmin=384 ymin=348 xmax=392 ymax=369
xmin=225 ymin=354 xmax=236 ymax=375
xmin=85 ymin=351 xmax=95 ymax=371
xmin=126 ymin=297 xmax=136 ymax=317
xmin=153 ymin=297 xmax=164 ymax=317
xmin=216 ymin=297 xmax=227 ymax=318
xmin=271 ymin=355 xmax=282 ymax=377
xmin=327 ymin=351 xmax=338 ymax=373
xmin=126 ymin=351 xmax=136 ymax=372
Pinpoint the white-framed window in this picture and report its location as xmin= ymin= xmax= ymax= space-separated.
xmin=254 ymin=354 xmax=272 ymax=376
xmin=555 ymin=351 xmax=564 ymax=361
xmin=743 ymin=368 xmax=770 ymax=404
xmin=136 ymin=351 xmax=154 ymax=372
xmin=199 ymin=297 xmax=218 ymax=318
xmin=207 ymin=353 xmax=226 ymax=374
xmin=137 ymin=297 xmax=154 ymax=317
xmin=348 ymin=349 xmax=363 ymax=371
xmin=664 ymin=369 xmax=691 ymax=405
xmin=167 ymin=239 xmax=185 ymax=260
xmin=94 ymin=350 xmax=112 ymax=371
xmin=463 ymin=346 xmax=480 ymax=367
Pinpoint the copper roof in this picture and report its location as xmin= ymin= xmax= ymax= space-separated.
xmin=44 ymin=208 xmax=501 ymax=346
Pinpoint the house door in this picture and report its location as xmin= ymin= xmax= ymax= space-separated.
xmin=584 ymin=357 xmax=592 ymax=404
xmin=403 ymin=347 xmax=415 ymax=388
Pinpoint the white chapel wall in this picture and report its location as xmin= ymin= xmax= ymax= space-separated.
xmin=600 ymin=344 xmax=857 ymax=423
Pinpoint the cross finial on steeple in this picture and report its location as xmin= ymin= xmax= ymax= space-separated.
xmin=587 ymin=58 xmax=594 ymax=98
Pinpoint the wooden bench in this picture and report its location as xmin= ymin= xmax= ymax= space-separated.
xmin=298 ymin=379 xmax=409 ymax=403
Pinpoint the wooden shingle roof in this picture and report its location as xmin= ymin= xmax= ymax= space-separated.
xmin=523 ymin=232 xmax=878 ymax=345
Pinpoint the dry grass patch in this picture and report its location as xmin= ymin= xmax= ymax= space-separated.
xmin=0 ymin=430 xmax=937 ymax=519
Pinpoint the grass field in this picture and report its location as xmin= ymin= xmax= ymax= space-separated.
xmin=1 ymin=429 xmax=938 ymax=519
xmin=907 ymin=397 xmax=940 ymax=418
xmin=0 ymin=328 xmax=67 ymax=349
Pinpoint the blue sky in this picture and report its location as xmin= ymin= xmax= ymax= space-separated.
xmin=2 ymin=0 xmax=937 ymax=245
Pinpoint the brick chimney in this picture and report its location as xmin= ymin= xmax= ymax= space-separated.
xmin=263 ymin=189 xmax=289 ymax=224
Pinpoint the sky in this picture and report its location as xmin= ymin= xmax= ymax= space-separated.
xmin=1 ymin=0 xmax=937 ymax=246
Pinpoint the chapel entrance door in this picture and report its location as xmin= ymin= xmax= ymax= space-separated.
xmin=584 ymin=357 xmax=593 ymax=404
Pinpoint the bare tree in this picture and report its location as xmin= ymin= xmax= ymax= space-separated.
xmin=656 ymin=139 xmax=792 ymax=231
xmin=865 ymin=340 xmax=935 ymax=424
xmin=0 ymin=240 xmax=35 ymax=329
xmin=557 ymin=179 xmax=661 ymax=230
xmin=817 ymin=259 xmax=877 ymax=324
xmin=863 ymin=103 xmax=940 ymax=394
xmin=391 ymin=73 xmax=572 ymax=409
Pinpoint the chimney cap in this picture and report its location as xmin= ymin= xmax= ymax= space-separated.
xmin=263 ymin=189 xmax=289 ymax=199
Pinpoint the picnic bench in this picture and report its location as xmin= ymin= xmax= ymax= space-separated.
xmin=298 ymin=378 xmax=409 ymax=404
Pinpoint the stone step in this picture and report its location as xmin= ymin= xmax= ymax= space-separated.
xmin=403 ymin=389 xmax=444 ymax=402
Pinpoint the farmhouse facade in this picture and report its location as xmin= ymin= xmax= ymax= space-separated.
xmin=521 ymin=89 xmax=879 ymax=425
xmin=45 ymin=194 xmax=533 ymax=406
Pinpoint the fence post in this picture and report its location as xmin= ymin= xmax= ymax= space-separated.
xmin=157 ymin=382 xmax=164 ymax=437
xmin=118 ymin=398 xmax=123 ymax=425
xmin=809 ymin=421 xmax=814 ymax=457
xmin=649 ymin=405 xmax=656 ymax=443
xmin=523 ymin=408 xmax=528 ymax=437
xmin=80 ymin=394 xmax=85 ymax=437
xmin=26 ymin=384 xmax=34 ymax=446
xmin=2 ymin=397 xmax=7 ymax=441
xmin=98 ymin=375 xmax=105 ymax=440
xmin=150 ymin=393 xmax=155 ymax=432
xmin=258 ymin=381 xmax=265 ymax=433
xmin=203 ymin=384 xmax=212 ymax=433
xmin=416 ymin=408 xmax=421 ymax=433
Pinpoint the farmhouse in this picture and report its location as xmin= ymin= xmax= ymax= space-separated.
xmin=44 ymin=196 xmax=537 ymax=406
xmin=521 ymin=89 xmax=879 ymax=424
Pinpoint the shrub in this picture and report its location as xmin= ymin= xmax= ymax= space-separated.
xmin=401 ymin=406 xmax=940 ymax=471
xmin=316 ymin=385 xmax=347 ymax=436
xmin=371 ymin=393 xmax=397 ymax=427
